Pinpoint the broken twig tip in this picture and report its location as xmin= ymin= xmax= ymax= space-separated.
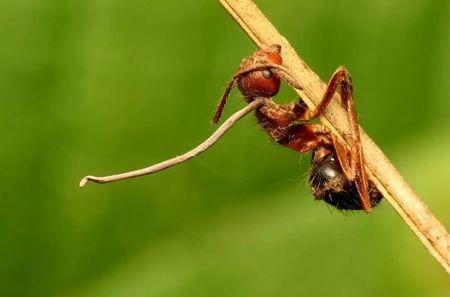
xmin=79 ymin=176 xmax=95 ymax=188
xmin=78 ymin=98 xmax=268 ymax=188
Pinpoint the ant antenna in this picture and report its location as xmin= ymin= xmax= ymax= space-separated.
xmin=212 ymin=77 xmax=238 ymax=123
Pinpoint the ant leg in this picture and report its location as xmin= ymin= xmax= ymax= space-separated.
xmin=331 ymin=135 xmax=355 ymax=180
xmin=310 ymin=67 xmax=371 ymax=211
xmin=271 ymin=67 xmax=303 ymax=91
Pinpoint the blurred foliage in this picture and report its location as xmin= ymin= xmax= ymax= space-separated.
xmin=0 ymin=0 xmax=449 ymax=296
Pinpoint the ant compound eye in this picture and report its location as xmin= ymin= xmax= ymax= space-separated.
xmin=262 ymin=69 xmax=272 ymax=79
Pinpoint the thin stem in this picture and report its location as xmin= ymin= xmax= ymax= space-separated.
xmin=220 ymin=0 xmax=450 ymax=274
xmin=79 ymin=98 xmax=268 ymax=187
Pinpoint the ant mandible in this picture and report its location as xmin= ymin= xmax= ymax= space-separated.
xmin=212 ymin=44 xmax=382 ymax=212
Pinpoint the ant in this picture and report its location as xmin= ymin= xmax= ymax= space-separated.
xmin=80 ymin=44 xmax=382 ymax=212
xmin=212 ymin=44 xmax=382 ymax=212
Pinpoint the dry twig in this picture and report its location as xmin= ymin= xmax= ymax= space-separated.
xmin=79 ymin=98 xmax=268 ymax=187
xmin=219 ymin=0 xmax=449 ymax=274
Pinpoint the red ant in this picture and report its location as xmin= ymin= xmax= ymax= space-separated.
xmin=80 ymin=44 xmax=382 ymax=212
xmin=212 ymin=44 xmax=382 ymax=212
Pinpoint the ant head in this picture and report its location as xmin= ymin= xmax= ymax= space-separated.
xmin=212 ymin=44 xmax=283 ymax=123
xmin=237 ymin=46 xmax=283 ymax=101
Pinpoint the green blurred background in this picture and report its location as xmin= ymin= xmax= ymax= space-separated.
xmin=1 ymin=0 xmax=449 ymax=296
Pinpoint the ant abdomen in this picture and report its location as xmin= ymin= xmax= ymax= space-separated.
xmin=309 ymin=153 xmax=382 ymax=210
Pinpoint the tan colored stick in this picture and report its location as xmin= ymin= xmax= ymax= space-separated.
xmin=79 ymin=98 xmax=268 ymax=187
xmin=220 ymin=0 xmax=450 ymax=274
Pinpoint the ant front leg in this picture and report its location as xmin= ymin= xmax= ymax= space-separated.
xmin=309 ymin=67 xmax=372 ymax=212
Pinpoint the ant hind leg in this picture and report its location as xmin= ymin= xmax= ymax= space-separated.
xmin=310 ymin=67 xmax=372 ymax=212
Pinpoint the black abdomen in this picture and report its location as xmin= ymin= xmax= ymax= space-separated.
xmin=309 ymin=153 xmax=382 ymax=210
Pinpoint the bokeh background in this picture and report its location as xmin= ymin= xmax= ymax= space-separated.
xmin=1 ymin=0 xmax=449 ymax=296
